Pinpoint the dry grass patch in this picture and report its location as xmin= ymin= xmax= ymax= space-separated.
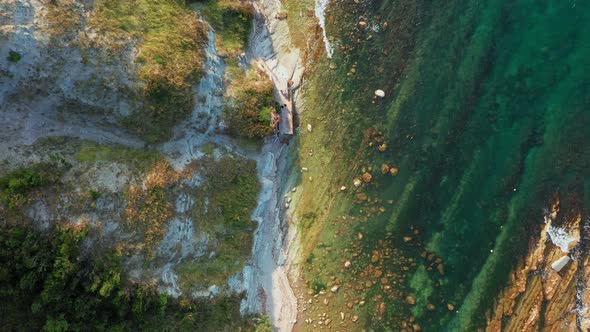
xmin=86 ymin=0 xmax=208 ymax=142
xmin=123 ymin=160 xmax=187 ymax=256
xmin=43 ymin=0 xmax=84 ymax=38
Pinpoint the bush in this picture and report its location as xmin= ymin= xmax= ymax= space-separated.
xmin=255 ymin=315 xmax=273 ymax=332
xmin=7 ymin=50 xmax=21 ymax=63
xmin=0 ymin=164 xmax=62 ymax=209
xmin=88 ymin=190 xmax=102 ymax=201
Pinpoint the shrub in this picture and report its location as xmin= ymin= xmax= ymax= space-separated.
xmin=88 ymin=190 xmax=102 ymax=201
xmin=0 ymin=164 xmax=62 ymax=209
xmin=255 ymin=315 xmax=273 ymax=332
xmin=7 ymin=50 xmax=21 ymax=63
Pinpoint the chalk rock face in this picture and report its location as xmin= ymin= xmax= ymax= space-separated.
xmin=0 ymin=0 xmax=138 ymax=113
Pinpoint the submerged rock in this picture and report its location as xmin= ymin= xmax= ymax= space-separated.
xmin=356 ymin=192 xmax=368 ymax=201
xmin=353 ymin=178 xmax=362 ymax=188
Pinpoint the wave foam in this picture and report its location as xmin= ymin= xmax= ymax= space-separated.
xmin=315 ymin=0 xmax=334 ymax=58
xmin=544 ymin=215 xmax=576 ymax=253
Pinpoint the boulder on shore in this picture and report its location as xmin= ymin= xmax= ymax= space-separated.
xmin=551 ymin=255 xmax=571 ymax=272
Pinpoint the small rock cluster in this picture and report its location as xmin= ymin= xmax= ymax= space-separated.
xmin=367 ymin=129 xmax=388 ymax=152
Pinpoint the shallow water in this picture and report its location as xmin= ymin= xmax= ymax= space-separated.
xmin=295 ymin=0 xmax=590 ymax=330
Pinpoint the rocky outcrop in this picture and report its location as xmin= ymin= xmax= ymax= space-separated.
xmin=485 ymin=199 xmax=584 ymax=331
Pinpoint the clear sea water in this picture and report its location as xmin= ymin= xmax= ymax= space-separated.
xmin=301 ymin=0 xmax=590 ymax=330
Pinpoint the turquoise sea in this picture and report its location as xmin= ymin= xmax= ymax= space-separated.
xmin=303 ymin=0 xmax=590 ymax=330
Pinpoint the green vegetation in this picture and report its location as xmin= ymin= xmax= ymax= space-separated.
xmin=0 ymin=223 xmax=250 ymax=331
xmin=7 ymin=50 xmax=21 ymax=63
xmin=311 ymin=278 xmax=327 ymax=294
xmin=44 ymin=0 xmax=82 ymax=37
xmin=75 ymin=142 xmax=161 ymax=171
xmin=87 ymin=0 xmax=208 ymax=142
xmin=88 ymin=189 xmax=102 ymax=201
xmin=259 ymin=106 xmax=273 ymax=123
xmin=254 ymin=315 xmax=273 ymax=332
xmin=226 ymin=70 xmax=276 ymax=139
xmin=180 ymin=156 xmax=259 ymax=289
xmin=193 ymin=0 xmax=253 ymax=55
xmin=193 ymin=1 xmax=274 ymax=140
xmin=0 ymin=164 xmax=63 ymax=210
xmin=124 ymin=185 xmax=173 ymax=257
xmin=123 ymin=160 xmax=181 ymax=257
